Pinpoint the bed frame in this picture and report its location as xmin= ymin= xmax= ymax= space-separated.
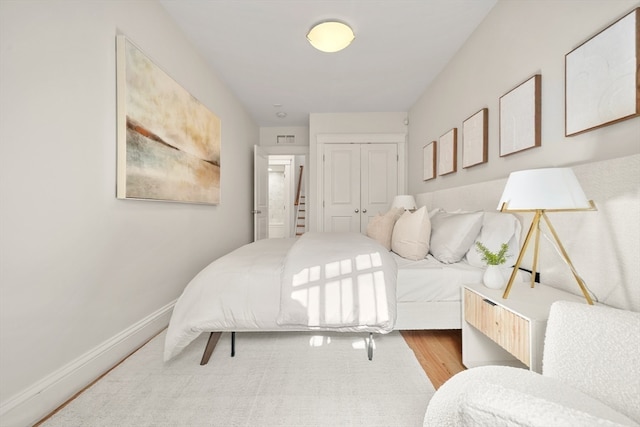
xmin=200 ymin=330 xmax=377 ymax=365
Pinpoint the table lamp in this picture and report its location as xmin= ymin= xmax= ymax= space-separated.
xmin=497 ymin=168 xmax=597 ymax=304
xmin=391 ymin=195 xmax=417 ymax=211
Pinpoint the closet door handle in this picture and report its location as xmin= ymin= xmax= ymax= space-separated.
xmin=354 ymin=209 xmax=359 ymax=213
xmin=362 ymin=209 xmax=367 ymax=213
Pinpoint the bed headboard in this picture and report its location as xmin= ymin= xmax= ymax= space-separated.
xmin=415 ymin=154 xmax=640 ymax=312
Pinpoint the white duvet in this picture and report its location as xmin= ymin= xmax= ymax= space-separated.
xmin=164 ymin=232 xmax=397 ymax=361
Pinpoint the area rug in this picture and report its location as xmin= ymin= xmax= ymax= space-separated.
xmin=41 ymin=330 xmax=434 ymax=426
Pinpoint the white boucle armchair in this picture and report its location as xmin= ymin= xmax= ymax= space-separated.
xmin=424 ymin=301 xmax=640 ymax=426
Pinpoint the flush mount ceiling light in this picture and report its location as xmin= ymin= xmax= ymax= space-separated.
xmin=306 ymin=21 xmax=355 ymax=53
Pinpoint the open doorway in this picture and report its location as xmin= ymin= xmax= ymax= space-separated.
xmin=267 ymin=155 xmax=306 ymax=238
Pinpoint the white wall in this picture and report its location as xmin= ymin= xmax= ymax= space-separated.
xmin=408 ymin=0 xmax=640 ymax=194
xmin=308 ymin=112 xmax=409 ymax=230
xmin=0 ymin=1 xmax=257 ymax=425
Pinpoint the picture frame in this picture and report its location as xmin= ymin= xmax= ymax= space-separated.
xmin=565 ymin=8 xmax=639 ymax=136
xmin=462 ymin=108 xmax=488 ymax=168
xmin=438 ymin=128 xmax=457 ymax=176
xmin=499 ymin=74 xmax=541 ymax=157
xmin=423 ymin=141 xmax=437 ymax=181
xmin=116 ymin=35 xmax=221 ymax=204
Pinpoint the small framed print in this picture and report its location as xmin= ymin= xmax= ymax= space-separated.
xmin=438 ymin=128 xmax=457 ymax=176
xmin=565 ymin=8 xmax=639 ymax=136
xmin=499 ymin=74 xmax=541 ymax=157
xmin=423 ymin=141 xmax=436 ymax=181
xmin=462 ymin=108 xmax=488 ymax=168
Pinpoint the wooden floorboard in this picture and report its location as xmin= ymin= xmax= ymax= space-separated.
xmin=401 ymin=329 xmax=465 ymax=390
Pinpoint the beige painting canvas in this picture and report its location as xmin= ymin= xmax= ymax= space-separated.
xmin=116 ymin=36 xmax=221 ymax=204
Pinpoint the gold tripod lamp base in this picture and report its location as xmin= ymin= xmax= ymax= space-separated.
xmin=497 ymin=168 xmax=597 ymax=305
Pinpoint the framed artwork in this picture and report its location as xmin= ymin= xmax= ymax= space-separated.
xmin=423 ymin=141 xmax=436 ymax=181
xmin=499 ymin=74 xmax=541 ymax=157
xmin=462 ymin=108 xmax=488 ymax=168
xmin=116 ymin=36 xmax=221 ymax=204
xmin=565 ymin=8 xmax=639 ymax=136
xmin=438 ymin=128 xmax=457 ymax=176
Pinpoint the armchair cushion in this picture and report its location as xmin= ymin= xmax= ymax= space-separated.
xmin=543 ymin=301 xmax=640 ymax=422
xmin=424 ymin=366 xmax=638 ymax=426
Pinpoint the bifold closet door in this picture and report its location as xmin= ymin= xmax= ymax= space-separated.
xmin=323 ymin=143 xmax=397 ymax=233
xmin=360 ymin=144 xmax=398 ymax=233
xmin=323 ymin=144 xmax=361 ymax=233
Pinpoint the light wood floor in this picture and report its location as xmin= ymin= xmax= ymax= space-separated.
xmin=401 ymin=329 xmax=466 ymax=389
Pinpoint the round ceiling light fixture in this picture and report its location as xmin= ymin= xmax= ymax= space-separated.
xmin=306 ymin=21 xmax=355 ymax=53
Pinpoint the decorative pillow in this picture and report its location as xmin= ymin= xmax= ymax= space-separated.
xmin=429 ymin=211 xmax=483 ymax=264
xmin=466 ymin=212 xmax=522 ymax=268
xmin=366 ymin=207 xmax=404 ymax=250
xmin=391 ymin=206 xmax=431 ymax=260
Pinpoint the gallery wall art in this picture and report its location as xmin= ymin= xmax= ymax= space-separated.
xmin=499 ymin=74 xmax=541 ymax=157
xmin=116 ymin=35 xmax=221 ymax=204
xmin=565 ymin=8 xmax=639 ymax=136
xmin=423 ymin=141 xmax=436 ymax=181
xmin=462 ymin=108 xmax=488 ymax=168
xmin=438 ymin=128 xmax=457 ymax=176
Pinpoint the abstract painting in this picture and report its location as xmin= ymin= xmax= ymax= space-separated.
xmin=116 ymin=36 xmax=221 ymax=204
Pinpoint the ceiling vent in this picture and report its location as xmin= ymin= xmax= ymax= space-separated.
xmin=277 ymin=135 xmax=295 ymax=144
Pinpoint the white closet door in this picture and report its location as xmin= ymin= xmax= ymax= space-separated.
xmin=323 ymin=143 xmax=397 ymax=233
xmin=360 ymin=143 xmax=398 ymax=233
xmin=323 ymin=144 xmax=361 ymax=233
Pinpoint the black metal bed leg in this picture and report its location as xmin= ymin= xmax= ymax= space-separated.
xmin=368 ymin=332 xmax=374 ymax=361
xmin=231 ymin=331 xmax=236 ymax=357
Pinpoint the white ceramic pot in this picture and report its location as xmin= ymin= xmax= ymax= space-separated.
xmin=483 ymin=265 xmax=506 ymax=289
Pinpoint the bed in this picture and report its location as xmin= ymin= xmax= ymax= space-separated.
xmin=164 ymin=231 xmax=398 ymax=363
xmin=164 ymin=207 xmax=526 ymax=364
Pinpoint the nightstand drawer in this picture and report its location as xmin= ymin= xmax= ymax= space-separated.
xmin=464 ymin=289 xmax=531 ymax=366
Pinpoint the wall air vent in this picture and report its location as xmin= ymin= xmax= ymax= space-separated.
xmin=277 ymin=135 xmax=295 ymax=144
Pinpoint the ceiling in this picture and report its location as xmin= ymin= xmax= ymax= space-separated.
xmin=159 ymin=0 xmax=497 ymax=127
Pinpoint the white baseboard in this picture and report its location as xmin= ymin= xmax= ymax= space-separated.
xmin=0 ymin=301 xmax=175 ymax=427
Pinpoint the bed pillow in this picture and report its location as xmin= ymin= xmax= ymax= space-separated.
xmin=366 ymin=207 xmax=404 ymax=250
xmin=429 ymin=211 xmax=483 ymax=264
xmin=466 ymin=212 xmax=522 ymax=268
xmin=391 ymin=206 xmax=431 ymax=260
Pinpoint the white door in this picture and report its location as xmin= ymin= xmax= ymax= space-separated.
xmin=253 ymin=145 xmax=269 ymax=241
xmin=323 ymin=144 xmax=361 ymax=233
xmin=323 ymin=143 xmax=397 ymax=233
xmin=360 ymin=144 xmax=398 ymax=233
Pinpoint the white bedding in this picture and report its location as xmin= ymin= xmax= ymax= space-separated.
xmin=277 ymin=232 xmax=397 ymax=331
xmin=393 ymin=253 xmax=483 ymax=302
xmin=164 ymin=233 xmax=396 ymax=361
xmin=393 ymin=252 xmax=532 ymax=303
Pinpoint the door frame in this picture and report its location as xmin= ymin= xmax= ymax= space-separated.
xmin=315 ymin=133 xmax=406 ymax=232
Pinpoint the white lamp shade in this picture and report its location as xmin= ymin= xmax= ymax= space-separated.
xmin=498 ymin=168 xmax=591 ymax=210
xmin=391 ymin=195 xmax=417 ymax=211
xmin=306 ymin=21 xmax=355 ymax=53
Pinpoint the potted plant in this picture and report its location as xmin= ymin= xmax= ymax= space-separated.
xmin=475 ymin=241 xmax=510 ymax=289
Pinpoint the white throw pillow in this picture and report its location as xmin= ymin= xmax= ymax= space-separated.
xmin=430 ymin=211 xmax=483 ymax=264
xmin=466 ymin=212 xmax=522 ymax=267
xmin=391 ymin=206 xmax=431 ymax=260
xmin=366 ymin=207 xmax=404 ymax=250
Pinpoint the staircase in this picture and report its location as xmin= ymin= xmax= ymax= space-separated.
xmin=294 ymin=165 xmax=306 ymax=236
